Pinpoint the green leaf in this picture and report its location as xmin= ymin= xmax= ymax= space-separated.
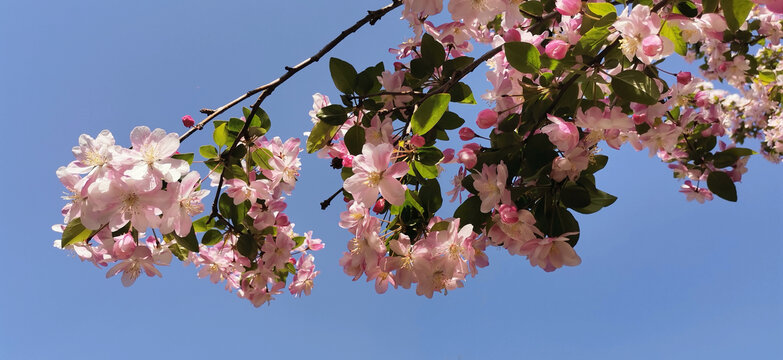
xmin=236 ymin=233 xmax=258 ymax=259
xmin=448 ymin=82 xmax=476 ymax=104
xmin=192 ymin=215 xmax=219 ymax=233
xmin=355 ymin=63 xmax=384 ymax=96
xmin=242 ymin=107 xmax=272 ymax=132
xmin=661 ymin=22 xmax=687 ymax=56
xmin=586 ymin=2 xmax=616 ymax=16
xmin=213 ymin=123 xmax=229 ymax=147
xmin=174 ymin=226 xmax=199 ymax=252
xmin=227 ymin=117 xmax=245 ymax=133
xmin=576 ymin=26 xmax=611 ymax=56
xmin=454 ymin=196 xmax=491 ymax=233
xmin=519 ymin=1 xmax=543 ymax=17
xmin=702 ymin=0 xmax=718 ymax=12
xmin=707 ymin=170 xmax=737 ymax=202
xmin=429 ymin=221 xmax=450 ymax=232
xmin=419 ymin=179 xmax=443 ymax=216
xmin=584 ymin=155 xmax=609 ymax=174
xmin=441 ymin=56 xmax=474 ymax=78
xmin=306 ymin=121 xmax=339 ymax=153
xmin=410 ymin=161 xmax=439 ymax=179
xmin=415 ymin=146 xmax=444 ymax=165
xmin=411 ymin=93 xmax=450 ymax=135
xmin=504 ymin=42 xmax=541 ymax=74
xmin=344 ymin=125 xmax=366 ymax=155
xmin=675 ymin=1 xmax=699 ymax=17
xmin=561 ymin=182 xmax=592 ymax=209
xmin=436 ymin=111 xmax=464 ymax=130
xmin=171 ymin=153 xmax=194 ymax=165
xmin=201 ymin=229 xmax=223 ymax=246
xmin=329 ymin=57 xmax=357 ymax=93
xmin=421 ymin=33 xmax=446 ymax=67
xmin=61 ymin=218 xmax=94 ymax=247
xmin=410 ymin=58 xmax=434 ymax=79
xmin=316 ymin=104 xmax=349 ymax=126
xmin=251 ymin=148 xmax=274 ymax=170
xmin=721 ymin=0 xmax=754 ymax=32
xmin=611 ymin=70 xmax=660 ymax=105
xmin=199 ymin=145 xmax=218 ymax=159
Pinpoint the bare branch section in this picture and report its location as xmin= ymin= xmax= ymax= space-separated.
xmin=180 ymin=0 xmax=404 ymax=142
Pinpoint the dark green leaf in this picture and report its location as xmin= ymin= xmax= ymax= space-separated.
xmin=419 ymin=179 xmax=443 ymax=216
xmin=411 ymin=93 xmax=450 ymax=135
xmin=421 ymin=33 xmax=446 ymax=67
xmin=344 ymin=125 xmax=366 ymax=155
xmin=442 ymin=56 xmax=474 ymax=78
xmin=676 ymin=1 xmax=699 ymax=17
xmin=707 ymin=171 xmax=737 ymax=201
xmin=236 ymin=233 xmax=258 ymax=259
xmin=448 ymin=82 xmax=476 ymax=104
xmin=576 ymin=26 xmax=611 ymax=56
xmin=201 ymin=229 xmax=223 ymax=246
xmin=611 ymin=70 xmax=660 ymax=105
xmin=436 ymin=111 xmax=464 ymax=130
xmin=429 ymin=221 xmax=450 ymax=232
xmin=561 ymin=182 xmax=591 ymax=209
xmin=416 ymin=146 xmax=444 ymax=165
xmin=454 ymin=196 xmax=491 ymax=233
xmin=504 ymin=42 xmax=541 ymax=74
xmin=329 ymin=57 xmax=357 ymax=93
xmin=242 ymin=107 xmax=272 ymax=132
xmin=661 ymin=22 xmax=687 ymax=56
xmin=174 ymin=226 xmax=199 ymax=252
xmin=316 ymin=104 xmax=349 ymax=126
xmin=519 ymin=1 xmax=544 ymax=17
xmin=702 ymin=0 xmax=718 ymax=12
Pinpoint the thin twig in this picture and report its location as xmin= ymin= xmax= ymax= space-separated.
xmin=179 ymin=0 xmax=404 ymax=143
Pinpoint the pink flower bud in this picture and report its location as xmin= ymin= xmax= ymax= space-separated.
xmin=343 ymin=196 xmax=350 ymax=203
xmin=459 ymin=127 xmax=476 ymax=140
xmin=182 ymin=115 xmax=195 ymax=128
xmin=342 ymin=155 xmax=353 ymax=168
xmin=113 ymin=233 xmax=137 ymax=260
xmin=464 ymin=142 xmax=481 ymax=152
xmin=503 ymin=29 xmax=522 ymax=42
xmin=476 ymin=109 xmax=498 ymax=129
xmin=457 ymin=148 xmax=477 ymax=169
xmin=676 ymin=71 xmax=692 ymax=85
xmin=498 ymin=204 xmax=519 ymax=224
xmin=641 ymin=35 xmax=663 ymax=57
xmin=442 ymin=148 xmax=455 ymax=163
xmin=632 ymin=113 xmax=647 ymax=125
xmin=373 ymin=199 xmax=386 ymax=213
xmin=545 ymin=40 xmax=569 ymax=60
xmin=393 ymin=61 xmax=404 ymax=71
xmin=555 ymin=0 xmax=581 ymax=16
xmin=410 ymin=135 xmax=426 ymax=148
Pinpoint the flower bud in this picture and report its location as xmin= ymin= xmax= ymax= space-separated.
xmin=498 ymin=204 xmax=519 ymax=224
xmin=373 ymin=199 xmax=386 ymax=214
xmin=676 ymin=71 xmax=692 ymax=85
xmin=503 ymin=29 xmax=522 ymax=42
xmin=275 ymin=213 xmax=290 ymax=227
xmin=410 ymin=135 xmax=426 ymax=148
xmin=641 ymin=35 xmax=663 ymax=57
xmin=476 ymin=109 xmax=498 ymax=129
xmin=545 ymin=40 xmax=569 ymax=60
xmin=182 ymin=115 xmax=195 ymax=128
xmin=459 ymin=127 xmax=476 ymax=140
xmin=113 ymin=233 xmax=137 ymax=260
xmin=457 ymin=148 xmax=477 ymax=169
xmin=442 ymin=148 xmax=455 ymax=163
xmin=555 ymin=0 xmax=581 ymax=16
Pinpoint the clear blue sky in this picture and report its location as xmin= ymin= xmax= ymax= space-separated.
xmin=1 ymin=1 xmax=781 ymax=359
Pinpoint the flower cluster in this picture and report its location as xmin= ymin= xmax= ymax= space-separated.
xmin=56 ymin=117 xmax=322 ymax=307
xmin=304 ymin=0 xmax=783 ymax=297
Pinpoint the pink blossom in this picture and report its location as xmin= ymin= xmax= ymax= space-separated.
xmin=343 ymin=143 xmax=409 ymax=206
xmin=555 ymin=0 xmax=581 ymax=16
xmin=541 ymin=114 xmax=579 ymax=151
xmin=472 ymin=162 xmax=510 ymax=213
xmin=498 ymin=204 xmax=519 ymax=224
xmin=123 ymin=126 xmax=189 ymax=188
xmin=261 ymin=233 xmax=296 ymax=270
xmin=160 ymin=171 xmax=210 ymax=237
xmin=641 ymin=35 xmax=663 ymax=57
xmin=551 ymin=147 xmax=590 ymax=182
xmin=289 ymin=253 xmax=319 ymax=297
xmin=545 ymin=39 xmax=569 ymax=60
xmin=105 ymin=246 xmax=167 ymax=287
xmin=679 ymin=180 xmax=714 ymax=203
xmin=378 ymin=71 xmax=413 ymax=108
xmin=112 ymin=233 xmax=136 ymax=260
xmin=519 ymin=232 xmax=581 ymax=272
xmin=457 ymin=147 xmax=477 ymax=169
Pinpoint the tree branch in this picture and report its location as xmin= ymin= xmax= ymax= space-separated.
xmin=179 ymin=0 xmax=404 ymax=143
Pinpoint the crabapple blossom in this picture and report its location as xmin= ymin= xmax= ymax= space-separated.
xmin=343 ymin=143 xmax=409 ymax=206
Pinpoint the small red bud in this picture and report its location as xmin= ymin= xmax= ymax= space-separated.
xmin=373 ymin=199 xmax=386 ymax=214
xmin=182 ymin=115 xmax=195 ymax=128
xmin=459 ymin=127 xmax=476 ymax=141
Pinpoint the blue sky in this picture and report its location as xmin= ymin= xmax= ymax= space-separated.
xmin=1 ymin=1 xmax=781 ymax=359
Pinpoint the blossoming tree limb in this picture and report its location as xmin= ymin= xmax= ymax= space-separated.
xmin=55 ymin=0 xmax=783 ymax=306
